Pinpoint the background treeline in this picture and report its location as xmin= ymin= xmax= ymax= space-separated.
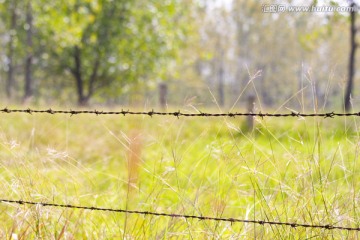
xmin=0 ymin=0 xmax=356 ymax=109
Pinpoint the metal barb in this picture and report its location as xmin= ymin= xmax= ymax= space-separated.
xmin=148 ymin=109 xmax=155 ymax=117
xmin=228 ymin=112 xmax=235 ymax=118
xmin=70 ymin=109 xmax=78 ymax=117
xmin=173 ymin=111 xmax=181 ymax=119
xmin=258 ymin=111 xmax=264 ymax=119
xmin=324 ymin=112 xmax=335 ymax=118
xmin=121 ymin=109 xmax=129 ymax=116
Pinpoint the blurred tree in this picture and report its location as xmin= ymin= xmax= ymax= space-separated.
xmin=1 ymin=0 xmax=37 ymax=102
xmin=36 ymin=0 xmax=191 ymax=106
xmin=6 ymin=0 xmax=18 ymax=99
xmin=23 ymin=0 xmax=33 ymax=102
xmin=345 ymin=0 xmax=357 ymax=112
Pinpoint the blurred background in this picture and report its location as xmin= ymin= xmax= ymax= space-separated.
xmin=0 ymin=0 xmax=357 ymax=110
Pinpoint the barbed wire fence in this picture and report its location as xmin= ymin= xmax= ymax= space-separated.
xmin=1 ymin=199 xmax=359 ymax=231
xmin=1 ymin=107 xmax=360 ymax=233
xmin=0 ymin=107 xmax=359 ymax=118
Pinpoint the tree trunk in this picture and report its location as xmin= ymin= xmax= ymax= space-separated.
xmin=218 ymin=49 xmax=225 ymax=107
xmin=7 ymin=0 xmax=17 ymax=99
xmin=71 ymin=46 xmax=100 ymax=106
xmin=246 ymin=94 xmax=255 ymax=132
xmin=72 ymin=46 xmax=87 ymax=106
xmin=23 ymin=1 xmax=33 ymax=102
xmin=345 ymin=2 xmax=357 ymax=112
xmin=159 ymin=83 xmax=168 ymax=110
xmin=88 ymin=56 xmax=100 ymax=99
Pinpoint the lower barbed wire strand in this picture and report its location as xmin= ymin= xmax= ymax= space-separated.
xmin=0 ymin=199 xmax=359 ymax=231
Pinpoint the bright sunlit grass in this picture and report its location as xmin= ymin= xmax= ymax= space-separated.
xmin=0 ymin=108 xmax=359 ymax=238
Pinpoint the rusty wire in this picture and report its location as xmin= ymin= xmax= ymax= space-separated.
xmin=0 ymin=107 xmax=358 ymax=118
xmin=1 ymin=199 xmax=359 ymax=231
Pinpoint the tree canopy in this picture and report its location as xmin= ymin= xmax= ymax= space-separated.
xmin=1 ymin=0 xmax=194 ymax=105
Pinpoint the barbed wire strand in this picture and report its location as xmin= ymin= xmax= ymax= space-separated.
xmin=0 ymin=108 xmax=359 ymax=118
xmin=1 ymin=199 xmax=359 ymax=231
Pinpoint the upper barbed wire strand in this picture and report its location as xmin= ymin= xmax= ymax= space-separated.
xmin=0 ymin=108 xmax=358 ymax=118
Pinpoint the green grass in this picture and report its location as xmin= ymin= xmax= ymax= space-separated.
xmin=0 ymin=109 xmax=360 ymax=239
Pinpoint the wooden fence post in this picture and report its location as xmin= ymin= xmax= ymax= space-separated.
xmin=247 ymin=95 xmax=255 ymax=132
xmin=159 ymin=83 xmax=167 ymax=110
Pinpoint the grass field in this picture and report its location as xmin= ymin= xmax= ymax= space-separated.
xmin=0 ymin=107 xmax=360 ymax=239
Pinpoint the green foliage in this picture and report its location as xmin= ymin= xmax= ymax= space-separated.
xmin=0 ymin=0 xmax=195 ymax=103
xmin=38 ymin=0 xmax=192 ymax=99
xmin=0 ymin=0 xmax=354 ymax=107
